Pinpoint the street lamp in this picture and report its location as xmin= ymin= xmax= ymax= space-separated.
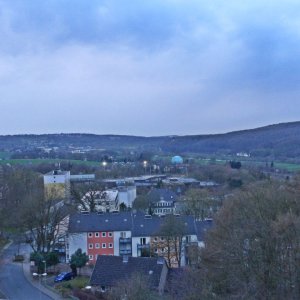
xmin=143 ymin=160 xmax=147 ymax=174
xmin=33 ymin=272 xmax=47 ymax=300
xmin=42 ymin=260 xmax=46 ymax=274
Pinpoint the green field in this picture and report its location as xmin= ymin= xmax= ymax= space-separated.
xmin=0 ymin=158 xmax=101 ymax=167
xmin=274 ymin=162 xmax=300 ymax=172
xmin=195 ymin=158 xmax=300 ymax=172
xmin=0 ymin=156 xmax=300 ymax=173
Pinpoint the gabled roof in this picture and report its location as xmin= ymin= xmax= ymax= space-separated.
xmin=68 ymin=211 xmax=198 ymax=237
xmin=132 ymin=213 xmax=197 ymax=237
xmin=90 ymin=255 xmax=166 ymax=287
xmin=68 ymin=211 xmax=132 ymax=233
xmin=147 ymin=188 xmax=178 ymax=203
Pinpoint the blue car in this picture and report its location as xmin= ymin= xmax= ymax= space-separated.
xmin=54 ymin=272 xmax=74 ymax=282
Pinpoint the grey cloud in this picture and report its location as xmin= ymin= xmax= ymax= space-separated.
xmin=0 ymin=0 xmax=299 ymax=135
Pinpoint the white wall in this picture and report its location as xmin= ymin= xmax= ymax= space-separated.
xmin=44 ymin=171 xmax=70 ymax=184
xmin=117 ymin=187 xmax=136 ymax=208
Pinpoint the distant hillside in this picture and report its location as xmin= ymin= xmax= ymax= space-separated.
xmin=163 ymin=122 xmax=300 ymax=159
xmin=0 ymin=121 xmax=300 ymax=160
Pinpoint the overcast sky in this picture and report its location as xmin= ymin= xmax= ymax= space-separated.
xmin=0 ymin=0 xmax=299 ymax=136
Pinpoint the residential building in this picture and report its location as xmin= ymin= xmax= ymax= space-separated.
xmin=44 ymin=170 xmax=71 ymax=200
xmin=66 ymin=211 xmax=212 ymax=267
xmin=67 ymin=211 xmax=132 ymax=264
xmin=131 ymin=213 xmax=198 ymax=267
xmin=147 ymin=188 xmax=177 ymax=216
xmin=117 ymin=186 xmax=136 ymax=208
xmin=90 ymin=255 xmax=168 ymax=295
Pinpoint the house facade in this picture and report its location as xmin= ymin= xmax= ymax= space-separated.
xmin=66 ymin=211 xmax=211 ymax=267
xmin=147 ymin=189 xmax=178 ymax=216
xmin=43 ymin=170 xmax=71 ymax=200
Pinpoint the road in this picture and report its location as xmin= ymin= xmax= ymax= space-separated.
xmin=0 ymin=242 xmax=53 ymax=300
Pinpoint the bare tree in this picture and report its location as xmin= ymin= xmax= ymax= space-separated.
xmin=155 ymin=215 xmax=185 ymax=268
xmin=184 ymin=188 xmax=218 ymax=220
xmin=107 ymin=272 xmax=156 ymax=300
xmin=201 ymin=181 xmax=300 ymax=299
xmin=71 ymin=182 xmax=105 ymax=212
xmin=21 ymin=177 xmax=69 ymax=253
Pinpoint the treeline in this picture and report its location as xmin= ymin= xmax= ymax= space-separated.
xmin=1 ymin=121 xmax=300 ymax=160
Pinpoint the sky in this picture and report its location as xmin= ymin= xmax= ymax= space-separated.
xmin=0 ymin=0 xmax=300 ymax=136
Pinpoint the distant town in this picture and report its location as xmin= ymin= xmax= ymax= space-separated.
xmin=1 ymin=135 xmax=300 ymax=299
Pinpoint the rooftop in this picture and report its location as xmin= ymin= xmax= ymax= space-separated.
xmin=147 ymin=188 xmax=178 ymax=203
xmin=90 ymin=255 xmax=166 ymax=288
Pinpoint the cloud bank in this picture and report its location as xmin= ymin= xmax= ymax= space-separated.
xmin=0 ymin=0 xmax=299 ymax=135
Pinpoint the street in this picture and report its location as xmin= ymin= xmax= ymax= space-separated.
xmin=0 ymin=242 xmax=53 ymax=300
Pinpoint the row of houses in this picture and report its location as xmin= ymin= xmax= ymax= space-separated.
xmin=66 ymin=211 xmax=212 ymax=267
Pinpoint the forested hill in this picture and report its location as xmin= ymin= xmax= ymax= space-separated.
xmin=0 ymin=121 xmax=300 ymax=159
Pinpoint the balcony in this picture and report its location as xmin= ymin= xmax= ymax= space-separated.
xmin=137 ymin=243 xmax=150 ymax=250
xmin=119 ymin=238 xmax=131 ymax=244
xmin=119 ymin=249 xmax=132 ymax=255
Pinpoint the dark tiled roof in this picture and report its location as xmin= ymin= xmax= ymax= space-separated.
xmin=69 ymin=211 xmax=198 ymax=237
xmin=68 ymin=212 xmax=133 ymax=233
xmin=147 ymin=189 xmax=178 ymax=203
xmin=132 ymin=214 xmax=197 ymax=237
xmin=195 ymin=219 xmax=213 ymax=241
xmin=90 ymin=255 xmax=165 ymax=287
xmin=132 ymin=214 xmax=162 ymax=237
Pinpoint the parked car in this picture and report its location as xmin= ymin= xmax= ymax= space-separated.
xmin=54 ymin=272 xmax=74 ymax=282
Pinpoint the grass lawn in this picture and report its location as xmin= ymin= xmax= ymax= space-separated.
xmin=55 ymin=276 xmax=90 ymax=297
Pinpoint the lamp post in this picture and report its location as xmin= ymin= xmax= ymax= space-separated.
xmin=143 ymin=160 xmax=147 ymax=174
xmin=42 ymin=260 xmax=46 ymax=274
xmin=33 ymin=272 xmax=47 ymax=300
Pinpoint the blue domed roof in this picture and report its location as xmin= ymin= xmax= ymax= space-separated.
xmin=171 ymin=156 xmax=183 ymax=164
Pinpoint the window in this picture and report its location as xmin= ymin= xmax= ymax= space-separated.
xmin=89 ymin=243 xmax=93 ymax=249
xmin=95 ymin=243 xmax=100 ymax=249
xmin=120 ymin=232 xmax=126 ymax=238
xmin=108 ymin=232 xmax=113 ymax=237
xmin=89 ymin=255 xmax=93 ymax=260
xmin=95 ymin=232 xmax=99 ymax=237
xmin=154 ymin=248 xmax=158 ymax=253
xmin=101 ymin=286 xmax=106 ymax=292
xmin=109 ymin=243 xmax=113 ymax=248
xmin=88 ymin=232 xmax=93 ymax=238
xmin=102 ymin=232 xmax=106 ymax=237
xmin=186 ymin=236 xmax=192 ymax=243
xmin=160 ymin=237 xmax=164 ymax=241
xmin=140 ymin=237 xmax=146 ymax=245
xmin=154 ymin=237 xmax=158 ymax=242
xmin=102 ymin=243 xmax=106 ymax=248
